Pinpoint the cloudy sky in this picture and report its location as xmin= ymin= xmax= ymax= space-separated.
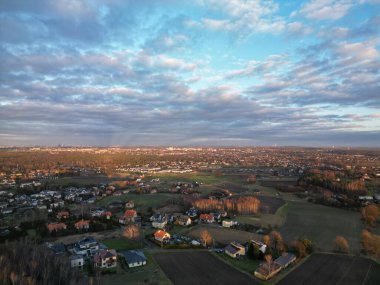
xmin=1 ymin=0 xmax=379 ymax=147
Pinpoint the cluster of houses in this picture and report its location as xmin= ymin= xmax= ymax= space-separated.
xmin=45 ymin=236 xmax=148 ymax=271
xmin=222 ymin=239 xmax=296 ymax=280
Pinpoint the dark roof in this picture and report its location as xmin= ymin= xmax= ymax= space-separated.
xmin=225 ymin=244 xmax=239 ymax=255
xmin=120 ymin=250 xmax=147 ymax=264
xmin=274 ymin=253 xmax=296 ymax=266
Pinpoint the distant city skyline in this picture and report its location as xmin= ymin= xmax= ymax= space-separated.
xmin=1 ymin=0 xmax=379 ymax=147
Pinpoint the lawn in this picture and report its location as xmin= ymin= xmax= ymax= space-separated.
xmin=214 ymin=252 xmax=260 ymax=275
xmin=186 ymin=225 xmax=262 ymax=246
xmin=101 ymin=238 xmax=143 ymax=251
xmin=280 ymin=201 xmax=363 ymax=253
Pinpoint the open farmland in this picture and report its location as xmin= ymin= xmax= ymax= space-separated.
xmin=278 ymin=253 xmax=380 ymax=285
xmin=186 ymin=225 xmax=261 ymax=245
xmin=280 ymin=201 xmax=363 ymax=252
xmin=154 ymin=251 xmax=257 ymax=285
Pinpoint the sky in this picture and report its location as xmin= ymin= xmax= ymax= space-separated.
xmin=0 ymin=0 xmax=380 ymax=147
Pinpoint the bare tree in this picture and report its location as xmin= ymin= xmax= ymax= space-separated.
xmin=123 ymin=224 xmax=140 ymax=240
xmin=334 ymin=236 xmax=349 ymax=253
xmin=264 ymin=254 xmax=272 ymax=275
xmin=292 ymin=240 xmax=306 ymax=258
xmin=263 ymin=235 xmax=271 ymax=246
xmin=200 ymin=230 xmax=212 ymax=247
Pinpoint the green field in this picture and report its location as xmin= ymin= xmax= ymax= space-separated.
xmin=280 ymin=201 xmax=363 ymax=253
xmin=214 ymin=252 xmax=260 ymax=275
xmin=101 ymin=238 xmax=143 ymax=251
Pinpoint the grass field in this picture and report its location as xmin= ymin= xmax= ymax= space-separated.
xmin=101 ymin=238 xmax=143 ymax=251
xmin=186 ymin=225 xmax=262 ymax=246
xmin=280 ymin=201 xmax=363 ymax=252
xmin=214 ymin=252 xmax=260 ymax=275
xmin=277 ymin=253 xmax=380 ymax=285
xmin=154 ymin=251 xmax=257 ymax=285
xmin=236 ymin=202 xmax=289 ymax=228
xmin=48 ymin=176 xmax=111 ymax=186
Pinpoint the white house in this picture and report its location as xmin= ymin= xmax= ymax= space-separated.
xmin=69 ymin=255 xmax=84 ymax=269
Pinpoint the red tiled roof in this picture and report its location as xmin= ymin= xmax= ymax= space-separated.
xmin=154 ymin=230 xmax=169 ymax=239
xmin=124 ymin=209 xmax=137 ymax=217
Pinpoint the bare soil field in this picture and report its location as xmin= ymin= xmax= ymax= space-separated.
xmin=154 ymin=251 xmax=258 ymax=285
xmin=186 ymin=225 xmax=261 ymax=245
xmin=278 ymin=253 xmax=380 ymax=285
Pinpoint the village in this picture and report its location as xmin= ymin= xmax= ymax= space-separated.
xmin=0 ymin=147 xmax=380 ymax=284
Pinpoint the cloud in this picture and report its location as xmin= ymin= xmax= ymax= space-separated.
xmin=298 ymin=0 xmax=354 ymax=20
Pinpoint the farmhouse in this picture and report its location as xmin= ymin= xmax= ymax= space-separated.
xmin=120 ymin=250 xmax=147 ymax=268
xmin=154 ymin=230 xmax=171 ymax=242
xmin=225 ymin=242 xmax=246 ymax=258
xmin=119 ymin=209 xmax=137 ymax=224
xmin=94 ymin=249 xmax=117 ymax=269
xmin=69 ymin=255 xmax=84 ymax=269
xmin=47 ymin=222 xmax=67 ymax=233
xmin=274 ymin=253 xmax=296 ymax=268
xmin=56 ymin=211 xmax=69 ymax=219
xmin=251 ymin=239 xmax=267 ymax=254
xmin=254 ymin=261 xmax=282 ymax=280
xmin=72 ymin=237 xmax=100 ymax=257
xmin=199 ymin=213 xmax=214 ymax=223
xmin=75 ymin=219 xmax=90 ymax=230
xmin=175 ymin=215 xmax=192 ymax=226
xmin=222 ymin=220 xmax=237 ymax=228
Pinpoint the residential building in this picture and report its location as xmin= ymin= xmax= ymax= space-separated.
xmin=120 ymin=250 xmax=147 ymax=268
xmin=94 ymin=249 xmax=117 ymax=269
xmin=225 ymin=242 xmax=246 ymax=258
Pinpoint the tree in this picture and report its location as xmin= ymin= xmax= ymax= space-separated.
xmin=123 ymin=224 xmax=140 ymax=240
xmin=264 ymin=254 xmax=273 ymax=274
xmin=334 ymin=236 xmax=349 ymax=253
xmin=292 ymin=240 xmax=306 ymax=258
xmin=302 ymin=238 xmax=313 ymax=254
xmin=263 ymin=235 xmax=271 ymax=246
xmin=361 ymin=230 xmax=380 ymax=258
xmin=361 ymin=205 xmax=380 ymax=227
xmin=270 ymin=231 xmax=283 ymax=252
xmin=200 ymin=230 xmax=212 ymax=247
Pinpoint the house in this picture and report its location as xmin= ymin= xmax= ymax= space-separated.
xmin=225 ymin=242 xmax=246 ymax=258
xmin=125 ymin=201 xmax=134 ymax=208
xmin=251 ymin=240 xmax=267 ymax=254
xmin=75 ymin=219 xmax=90 ymax=230
xmin=101 ymin=211 xmax=112 ymax=219
xmin=47 ymin=222 xmax=67 ymax=233
xmin=120 ymin=250 xmax=147 ymax=268
xmin=152 ymin=215 xmax=167 ymax=229
xmin=56 ymin=211 xmax=69 ymax=219
xmin=69 ymin=255 xmax=84 ymax=269
xmin=274 ymin=253 xmax=296 ymax=269
xmin=94 ymin=249 xmax=117 ymax=269
xmin=186 ymin=208 xmax=198 ymax=218
xmin=119 ymin=209 xmax=137 ymax=224
xmin=199 ymin=213 xmax=214 ymax=223
xmin=175 ymin=215 xmax=192 ymax=226
xmin=222 ymin=220 xmax=237 ymax=228
xmin=72 ymin=237 xmax=100 ymax=257
xmin=154 ymin=230 xmax=171 ymax=242
xmin=254 ymin=261 xmax=282 ymax=280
